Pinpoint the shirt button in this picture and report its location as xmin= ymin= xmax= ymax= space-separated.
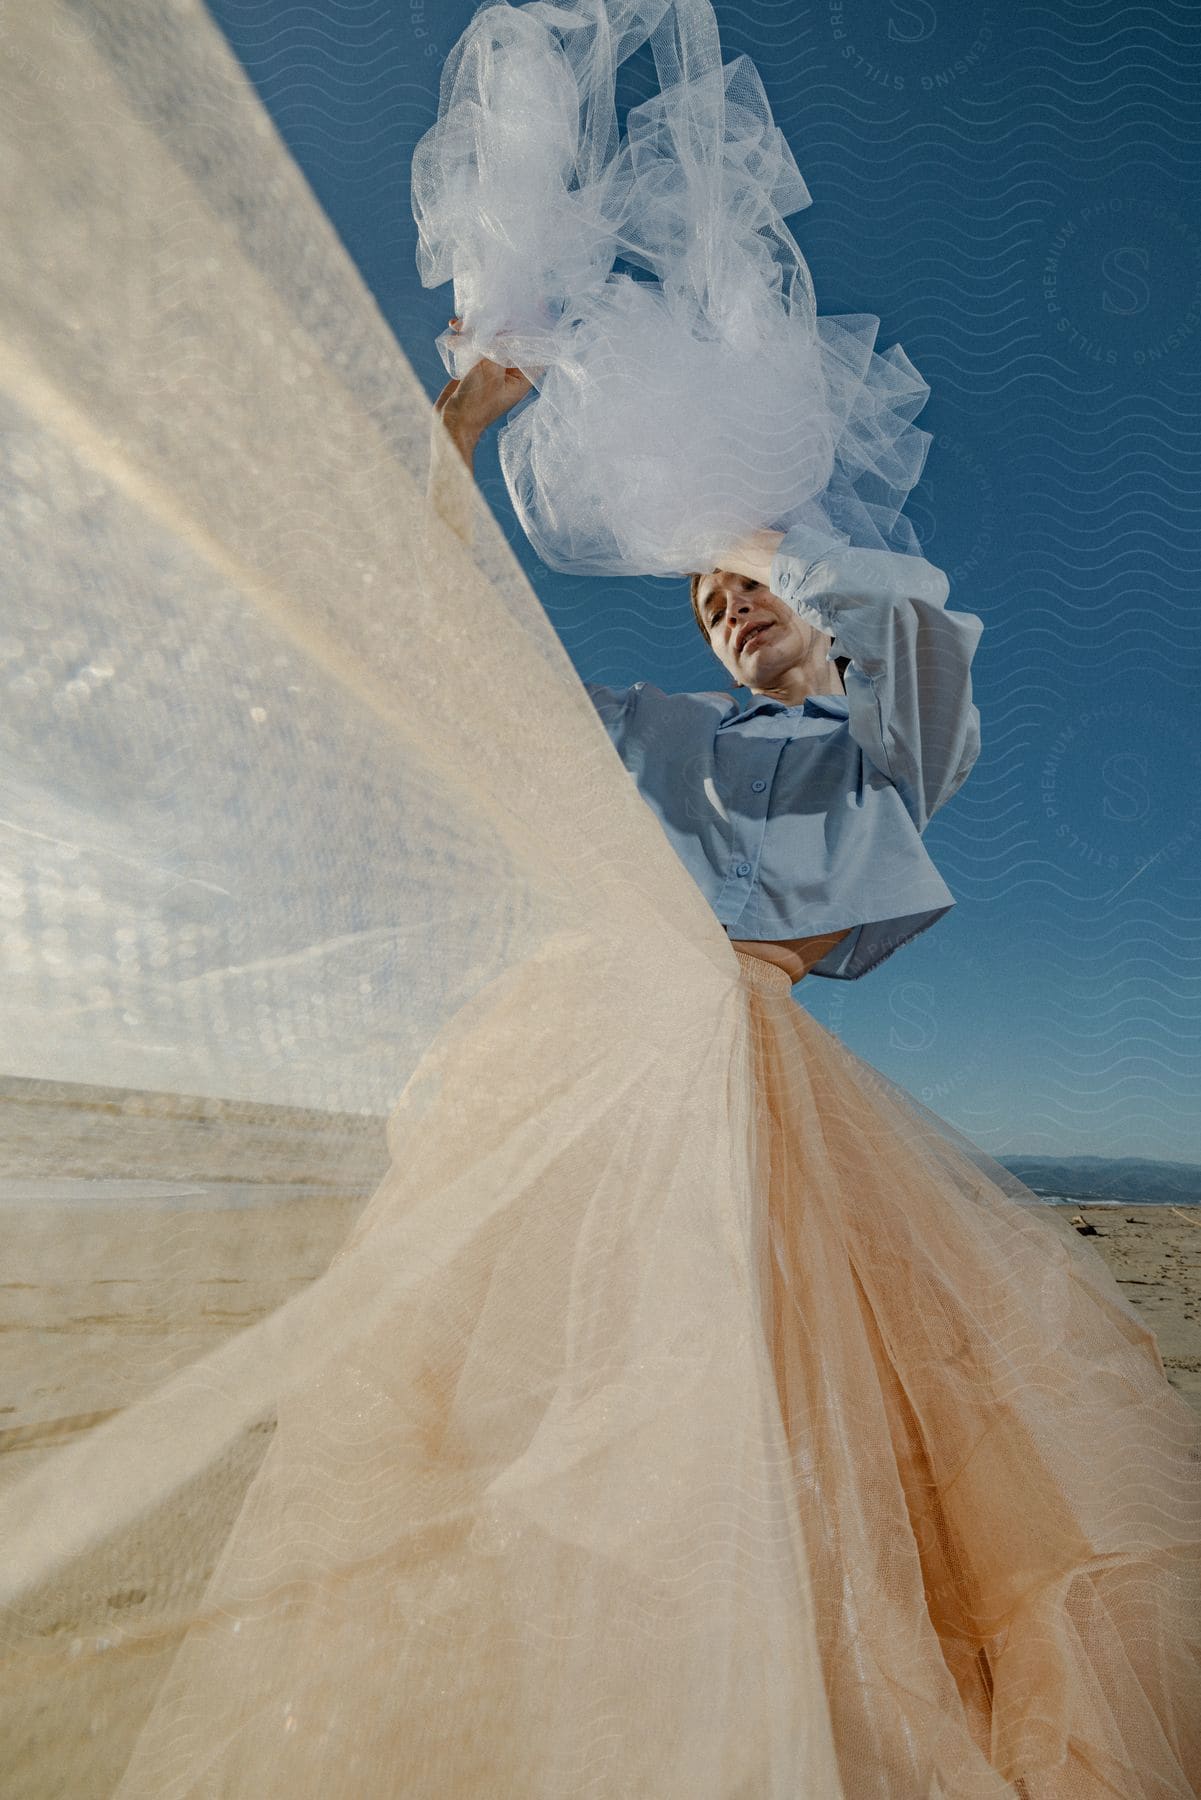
xmin=735 ymin=861 xmax=752 ymax=877
xmin=751 ymin=779 xmax=767 ymax=793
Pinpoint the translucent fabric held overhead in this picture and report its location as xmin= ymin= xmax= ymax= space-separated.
xmin=1 ymin=5 xmax=1200 ymax=1799
xmin=412 ymin=0 xmax=933 ymax=576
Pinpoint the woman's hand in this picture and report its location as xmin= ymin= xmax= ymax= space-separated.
xmin=714 ymin=527 xmax=786 ymax=589
xmin=433 ymin=317 xmax=534 ymax=442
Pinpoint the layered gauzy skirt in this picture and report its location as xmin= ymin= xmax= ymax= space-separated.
xmin=2 ymin=5 xmax=1200 ymax=1795
xmin=27 ymin=936 xmax=1180 ymax=1800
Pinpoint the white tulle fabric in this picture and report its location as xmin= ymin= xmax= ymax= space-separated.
xmin=1 ymin=6 xmax=1199 ymax=1799
xmin=412 ymin=0 xmax=932 ymax=576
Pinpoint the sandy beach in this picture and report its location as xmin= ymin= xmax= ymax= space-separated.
xmin=0 ymin=1072 xmax=386 ymax=1796
xmin=4 ymin=1071 xmax=1196 ymax=1439
xmin=1031 ymin=1203 xmax=1201 ymax=1412
xmin=1 ymin=1081 xmax=1198 ymax=1795
xmin=5 ymin=1195 xmax=1196 ymax=1458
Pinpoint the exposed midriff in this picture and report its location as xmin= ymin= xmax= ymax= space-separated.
xmin=726 ymin=927 xmax=855 ymax=985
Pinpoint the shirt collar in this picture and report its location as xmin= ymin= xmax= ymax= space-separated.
xmin=721 ymin=689 xmax=849 ymax=725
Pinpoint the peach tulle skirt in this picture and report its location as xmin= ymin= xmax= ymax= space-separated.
xmin=92 ymin=939 xmax=1200 ymax=1800
xmin=4 ymin=6 xmax=1197 ymax=1793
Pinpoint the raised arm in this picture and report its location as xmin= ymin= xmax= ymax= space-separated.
xmin=755 ymin=524 xmax=983 ymax=834
xmin=427 ymin=317 xmax=533 ymax=543
xmin=427 ymin=328 xmax=633 ymax=745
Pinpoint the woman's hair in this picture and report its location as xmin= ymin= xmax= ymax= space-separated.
xmin=687 ymin=571 xmax=711 ymax=642
xmin=687 ymin=571 xmax=850 ymax=684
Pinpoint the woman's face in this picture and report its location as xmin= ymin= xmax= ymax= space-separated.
xmin=696 ymin=570 xmax=828 ymax=687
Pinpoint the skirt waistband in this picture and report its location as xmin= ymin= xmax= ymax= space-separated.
xmin=733 ymin=949 xmax=797 ymax=994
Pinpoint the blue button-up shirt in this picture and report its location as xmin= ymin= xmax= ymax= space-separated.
xmin=586 ymin=527 xmax=984 ymax=980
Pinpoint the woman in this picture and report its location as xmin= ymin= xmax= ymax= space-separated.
xmin=336 ymin=342 xmax=1201 ymax=1800
xmin=438 ymin=325 xmax=982 ymax=995
xmin=430 ymin=344 xmax=1201 ymax=1798
xmin=2 ymin=7 xmax=1199 ymax=1796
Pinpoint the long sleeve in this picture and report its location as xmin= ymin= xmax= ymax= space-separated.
xmin=583 ymin=681 xmax=639 ymax=758
xmin=770 ymin=525 xmax=983 ymax=834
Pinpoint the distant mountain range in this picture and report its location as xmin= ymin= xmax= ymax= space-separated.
xmin=998 ymin=1156 xmax=1201 ymax=1206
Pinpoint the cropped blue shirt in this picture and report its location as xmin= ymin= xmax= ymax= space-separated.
xmin=585 ymin=525 xmax=984 ymax=980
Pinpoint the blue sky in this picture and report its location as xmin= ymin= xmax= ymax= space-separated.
xmin=206 ymin=0 xmax=1201 ymax=1162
